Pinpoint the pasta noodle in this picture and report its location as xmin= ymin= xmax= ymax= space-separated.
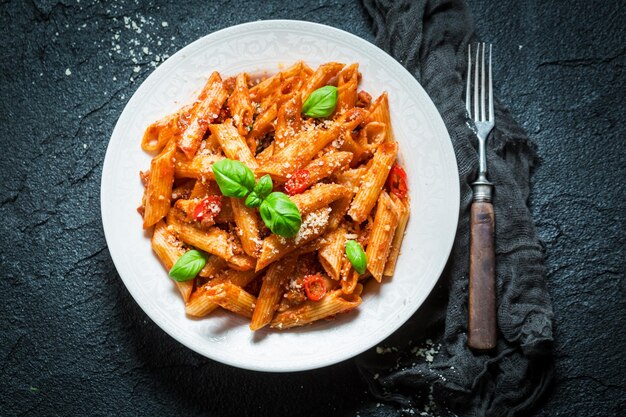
xmin=250 ymin=256 xmax=297 ymax=330
xmin=142 ymin=140 xmax=176 ymax=228
xmin=138 ymin=62 xmax=410 ymax=331
xmin=177 ymin=72 xmax=228 ymax=158
xmin=271 ymin=286 xmax=362 ymax=329
xmin=384 ymin=194 xmax=410 ymax=277
xmin=366 ymin=191 xmax=400 ymax=282
xmin=186 ymin=269 xmax=258 ymax=317
xmin=347 ymin=141 xmax=398 ymax=223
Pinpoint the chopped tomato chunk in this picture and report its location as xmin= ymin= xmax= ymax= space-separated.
xmin=303 ymin=274 xmax=326 ymax=301
xmin=284 ymin=169 xmax=310 ymax=196
xmin=192 ymin=196 xmax=222 ymax=222
xmin=386 ymin=164 xmax=408 ymax=199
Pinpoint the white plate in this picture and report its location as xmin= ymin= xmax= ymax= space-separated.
xmin=101 ymin=20 xmax=459 ymax=372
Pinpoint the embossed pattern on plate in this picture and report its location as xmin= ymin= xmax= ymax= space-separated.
xmin=101 ymin=20 xmax=459 ymax=372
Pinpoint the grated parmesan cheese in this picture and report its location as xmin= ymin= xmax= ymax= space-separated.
xmin=292 ymin=207 xmax=331 ymax=245
xmin=331 ymin=134 xmax=344 ymax=148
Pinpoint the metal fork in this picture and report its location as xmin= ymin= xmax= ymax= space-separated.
xmin=466 ymin=43 xmax=497 ymax=351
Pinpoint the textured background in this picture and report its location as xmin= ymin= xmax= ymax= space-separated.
xmin=0 ymin=1 xmax=624 ymax=416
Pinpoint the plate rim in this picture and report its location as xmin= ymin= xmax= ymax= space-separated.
xmin=101 ymin=19 xmax=459 ymax=372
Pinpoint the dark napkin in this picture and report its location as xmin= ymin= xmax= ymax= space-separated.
xmin=356 ymin=0 xmax=554 ymax=416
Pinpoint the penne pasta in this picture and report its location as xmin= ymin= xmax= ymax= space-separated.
xmin=142 ymin=140 xmax=176 ymax=228
xmin=152 ymin=220 xmax=228 ymax=302
xmin=185 ymin=287 xmax=220 ymax=318
xmin=250 ymin=70 xmax=284 ymax=103
xmin=151 ymin=220 xmax=193 ymax=301
xmin=339 ymin=131 xmax=368 ymax=166
xmin=255 ymin=142 xmax=274 ymax=165
xmin=341 ymin=268 xmax=361 ymax=295
xmin=151 ymin=220 xmax=185 ymax=270
xmin=259 ymin=108 xmax=366 ymax=180
xmin=178 ymin=72 xmax=228 ymax=158
xmin=318 ymin=225 xmax=347 ymax=280
xmin=247 ymin=103 xmax=277 ymax=153
xmin=174 ymin=153 xmax=223 ymax=180
xmin=364 ymin=92 xmax=394 ymax=143
xmin=357 ymin=121 xmax=387 ymax=155
xmin=334 ymin=165 xmax=368 ymax=191
xmin=290 ymin=183 xmax=351 ymax=216
xmin=327 ymin=194 xmax=353 ymax=232
xmin=198 ymin=254 xmax=228 ymax=279
xmin=250 ymin=256 xmax=297 ymax=330
xmin=204 ymin=282 xmax=257 ymax=318
xmin=300 ymin=62 xmax=345 ymax=102
xmin=270 ymin=287 xmax=362 ymax=329
xmin=189 ymin=180 xmax=220 ymax=199
xmin=274 ymin=94 xmax=303 ymax=150
xmin=348 ymin=141 xmax=398 ymax=223
xmin=186 ymin=269 xmax=258 ymax=317
xmin=166 ymin=207 xmax=255 ymax=271
xmin=227 ymin=73 xmax=254 ymax=136
xmin=291 ymin=151 xmax=353 ymax=193
xmin=141 ymin=104 xmax=192 ymax=153
xmin=336 ymin=63 xmax=359 ymax=114
xmin=256 ymin=207 xmax=332 ymax=271
xmin=366 ymin=191 xmax=400 ymax=282
xmin=142 ymin=68 xmax=232 ymax=153
xmin=383 ymin=194 xmax=410 ymax=276
xmin=292 ymin=237 xmax=326 ymax=256
xmin=209 ymin=122 xmax=259 ymax=169
xmin=230 ymin=197 xmax=262 ymax=257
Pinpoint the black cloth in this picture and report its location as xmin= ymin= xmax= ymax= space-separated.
xmin=356 ymin=1 xmax=554 ymax=416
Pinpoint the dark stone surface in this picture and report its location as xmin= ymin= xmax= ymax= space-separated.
xmin=0 ymin=0 xmax=623 ymax=416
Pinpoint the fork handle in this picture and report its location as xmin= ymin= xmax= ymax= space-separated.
xmin=468 ymin=201 xmax=497 ymax=350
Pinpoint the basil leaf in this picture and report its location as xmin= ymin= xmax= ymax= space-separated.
xmin=302 ymin=85 xmax=338 ymax=118
xmin=345 ymin=240 xmax=367 ymax=274
xmin=244 ymin=175 xmax=273 ymax=208
xmin=212 ymin=159 xmax=256 ymax=198
xmin=259 ymin=192 xmax=302 ymax=237
xmin=245 ymin=191 xmax=263 ymax=208
xmin=254 ymin=174 xmax=273 ymax=199
xmin=169 ymin=250 xmax=208 ymax=282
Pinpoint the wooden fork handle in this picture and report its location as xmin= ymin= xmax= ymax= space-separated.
xmin=468 ymin=201 xmax=497 ymax=350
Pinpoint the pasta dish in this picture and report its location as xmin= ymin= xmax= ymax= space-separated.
xmin=138 ymin=61 xmax=410 ymax=331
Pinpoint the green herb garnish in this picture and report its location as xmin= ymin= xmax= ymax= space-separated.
xmin=212 ymin=159 xmax=256 ymax=198
xmin=169 ymin=250 xmax=208 ymax=281
xmin=259 ymin=192 xmax=302 ymax=238
xmin=345 ymin=240 xmax=367 ymax=274
xmin=245 ymin=174 xmax=273 ymax=208
xmin=302 ymin=85 xmax=338 ymax=118
xmin=212 ymin=159 xmax=301 ymax=237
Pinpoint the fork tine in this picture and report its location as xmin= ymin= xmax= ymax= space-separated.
xmin=481 ymin=43 xmax=486 ymax=121
xmin=488 ymin=44 xmax=494 ymax=122
xmin=466 ymin=44 xmax=472 ymax=117
xmin=474 ymin=44 xmax=479 ymax=121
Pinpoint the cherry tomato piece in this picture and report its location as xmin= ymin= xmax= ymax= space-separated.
xmin=284 ymin=169 xmax=310 ymax=196
xmin=386 ymin=164 xmax=408 ymax=199
xmin=192 ymin=196 xmax=222 ymax=222
xmin=303 ymin=274 xmax=327 ymax=301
